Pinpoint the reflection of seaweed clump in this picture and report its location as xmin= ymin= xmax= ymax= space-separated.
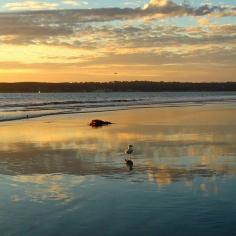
xmin=89 ymin=119 xmax=112 ymax=127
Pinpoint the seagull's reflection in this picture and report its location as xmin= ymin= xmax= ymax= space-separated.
xmin=125 ymin=159 xmax=133 ymax=171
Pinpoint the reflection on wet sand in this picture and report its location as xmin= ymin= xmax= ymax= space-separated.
xmin=10 ymin=175 xmax=85 ymax=203
xmin=0 ymin=105 xmax=236 ymax=202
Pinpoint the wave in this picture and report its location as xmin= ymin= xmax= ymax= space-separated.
xmin=0 ymin=92 xmax=236 ymax=123
xmin=0 ymin=98 xmax=145 ymax=109
xmin=0 ymin=110 xmax=74 ymax=122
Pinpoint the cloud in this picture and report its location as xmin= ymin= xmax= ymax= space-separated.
xmin=143 ymin=0 xmax=177 ymax=10
xmin=141 ymin=0 xmax=235 ymax=18
xmin=0 ymin=1 xmax=234 ymax=46
xmin=197 ymin=17 xmax=209 ymax=26
xmin=4 ymin=1 xmax=58 ymax=11
xmin=63 ymin=0 xmax=78 ymax=6
xmin=2 ymin=0 xmax=235 ymax=20
xmin=0 ymin=12 xmax=235 ymax=49
xmin=0 ymin=21 xmax=235 ymax=69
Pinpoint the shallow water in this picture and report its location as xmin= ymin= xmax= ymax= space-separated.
xmin=0 ymin=105 xmax=236 ymax=236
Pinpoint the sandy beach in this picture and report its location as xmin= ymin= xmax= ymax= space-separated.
xmin=0 ymin=103 xmax=236 ymax=235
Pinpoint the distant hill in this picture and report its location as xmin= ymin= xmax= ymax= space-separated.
xmin=0 ymin=81 xmax=236 ymax=93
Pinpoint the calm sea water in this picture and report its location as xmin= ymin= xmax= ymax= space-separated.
xmin=0 ymin=98 xmax=236 ymax=236
xmin=0 ymin=92 xmax=236 ymax=122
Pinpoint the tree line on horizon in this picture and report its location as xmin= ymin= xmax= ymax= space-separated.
xmin=0 ymin=81 xmax=235 ymax=93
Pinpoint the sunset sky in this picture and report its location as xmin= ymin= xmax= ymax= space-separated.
xmin=0 ymin=0 xmax=235 ymax=82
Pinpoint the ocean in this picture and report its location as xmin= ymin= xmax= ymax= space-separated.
xmin=1 ymin=91 xmax=236 ymax=122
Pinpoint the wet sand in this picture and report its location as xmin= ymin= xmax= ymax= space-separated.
xmin=0 ymin=103 xmax=236 ymax=236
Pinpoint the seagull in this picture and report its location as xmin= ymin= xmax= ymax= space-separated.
xmin=125 ymin=144 xmax=133 ymax=155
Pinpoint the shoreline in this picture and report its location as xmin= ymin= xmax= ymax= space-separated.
xmin=1 ymin=100 xmax=236 ymax=124
xmin=1 ymin=102 xmax=235 ymax=131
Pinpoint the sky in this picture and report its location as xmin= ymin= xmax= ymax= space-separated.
xmin=0 ymin=0 xmax=235 ymax=82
